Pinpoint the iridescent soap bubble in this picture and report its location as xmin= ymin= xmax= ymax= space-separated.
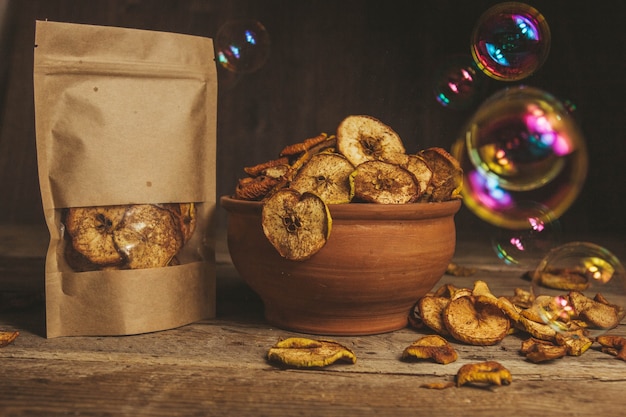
xmin=451 ymin=132 xmax=585 ymax=230
xmin=215 ymin=20 xmax=270 ymax=74
xmin=491 ymin=201 xmax=561 ymax=267
xmin=433 ymin=56 xmax=487 ymax=110
xmin=471 ymin=2 xmax=550 ymax=81
xmin=531 ymin=242 xmax=626 ymax=337
xmin=464 ymin=86 xmax=587 ymax=192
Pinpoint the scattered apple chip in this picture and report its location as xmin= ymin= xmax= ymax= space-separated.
xmin=445 ymin=262 xmax=476 ymax=277
xmin=471 ymin=280 xmax=498 ymax=301
xmin=520 ymin=337 xmax=567 ymax=363
xmin=418 ymin=295 xmax=451 ymax=336
xmin=290 ymin=153 xmax=354 ymax=204
xmin=516 ymin=315 xmax=558 ymax=342
xmin=350 ymin=160 xmax=419 ymax=204
xmin=336 ymin=115 xmax=406 ymax=167
xmin=568 ymin=291 xmax=621 ymax=330
xmin=402 ymin=335 xmax=458 ymax=364
xmin=456 ymin=361 xmax=512 ymax=387
xmin=267 ymin=337 xmax=356 ymax=368
xmin=420 ymin=381 xmax=456 ymax=390
xmin=261 ymin=189 xmax=331 ymax=260
xmin=555 ymin=329 xmax=593 ymax=356
xmin=0 ymin=331 xmax=19 ymax=348
xmin=534 ymin=268 xmax=590 ymax=291
xmin=443 ymin=295 xmax=510 ymax=346
xmin=505 ymin=287 xmax=535 ymax=309
xmin=596 ymin=335 xmax=626 ymax=361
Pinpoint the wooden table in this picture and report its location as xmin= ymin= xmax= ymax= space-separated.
xmin=1 ymin=226 xmax=625 ymax=416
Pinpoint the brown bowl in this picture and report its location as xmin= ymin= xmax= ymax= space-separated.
xmin=220 ymin=195 xmax=461 ymax=335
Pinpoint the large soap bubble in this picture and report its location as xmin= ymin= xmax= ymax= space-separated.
xmin=215 ymin=20 xmax=271 ymax=74
xmin=464 ymin=85 xmax=587 ymax=191
xmin=471 ymin=2 xmax=550 ymax=81
xmin=451 ymin=122 xmax=586 ymax=230
xmin=531 ymin=242 xmax=626 ymax=337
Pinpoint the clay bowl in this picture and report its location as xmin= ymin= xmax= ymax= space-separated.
xmin=220 ymin=195 xmax=461 ymax=335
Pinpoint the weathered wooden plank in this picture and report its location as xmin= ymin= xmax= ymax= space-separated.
xmin=1 ymin=353 xmax=626 ymax=417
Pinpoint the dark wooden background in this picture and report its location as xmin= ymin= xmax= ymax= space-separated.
xmin=1 ymin=0 xmax=624 ymax=238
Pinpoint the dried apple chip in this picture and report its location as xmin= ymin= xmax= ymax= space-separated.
xmin=243 ymin=156 xmax=290 ymax=177
xmin=420 ymin=381 xmax=455 ymax=390
xmin=445 ymin=262 xmax=476 ymax=277
xmin=336 ymin=115 xmax=406 ymax=167
xmin=417 ymin=147 xmax=463 ymax=202
xmin=418 ymin=295 xmax=451 ymax=336
xmin=261 ymin=189 xmax=331 ymax=260
xmin=443 ymin=295 xmax=510 ymax=346
xmin=279 ymin=133 xmax=334 ymax=157
xmin=568 ymin=291 xmax=621 ymax=330
xmin=0 ymin=330 xmax=19 ymax=348
xmin=235 ymin=175 xmax=283 ymax=201
xmin=402 ymin=335 xmax=458 ymax=364
xmin=456 ymin=361 xmax=512 ymax=387
xmin=401 ymin=154 xmax=433 ymax=200
xmin=113 ymin=204 xmax=183 ymax=269
xmin=163 ymin=202 xmax=197 ymax=243
xmin=555 ymin=329 xmax=593 ymax=356
xmin=535 ymin=268 xmax=590 ymax=291
xmin=290 ymin=153 xmax=354 ymax=204
xmin=520 ymin=337 xmax=567 ymax=363
xmin=65 ymin=206 xmax=128 ymax=266
xmin=267 ymin=337 xmax=356 ymax=368
xmin=596 ymin=335 xmax=626 ymax=361
xmin=350 ymin=160 xmax=419 ymax=204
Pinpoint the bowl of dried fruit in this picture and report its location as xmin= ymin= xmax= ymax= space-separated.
xmin=221 ymin=115 xmax=463 ymax=335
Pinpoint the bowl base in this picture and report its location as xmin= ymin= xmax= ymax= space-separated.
xmin=264 ymin=307 xmax=410 ymax=336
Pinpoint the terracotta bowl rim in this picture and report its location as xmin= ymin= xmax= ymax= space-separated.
xmin=220 ymin=194 xmax=461 ymax=220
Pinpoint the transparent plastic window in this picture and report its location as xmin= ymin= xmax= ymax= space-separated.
xmin=60 ymin=203 xmax=205 ymax=272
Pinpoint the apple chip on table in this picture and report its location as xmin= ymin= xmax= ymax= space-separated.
xmin=267 ymin=337 xmax=356 ymax=368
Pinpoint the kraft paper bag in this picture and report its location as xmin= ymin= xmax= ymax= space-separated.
xmin=33 ymin=20 xmax=217 ymax=337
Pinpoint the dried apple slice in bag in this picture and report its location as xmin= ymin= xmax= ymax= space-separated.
xmin=261 ymin=189 xmax=332 ymax=260
xmin=65 ymin=206 xmax=128 ymax=266
xmin=113 ymin=204 xmax=184 ymax=269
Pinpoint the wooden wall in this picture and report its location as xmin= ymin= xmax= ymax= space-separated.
xmin=0 ymin=0 xmax=624 ymax=237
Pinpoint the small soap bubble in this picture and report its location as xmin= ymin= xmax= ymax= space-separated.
xmin=433 ymin=56 xmax=487 ymax=110
xmin=491 ymin=201 xmax=560 ymax=267
xmin=531 ymin=242 xmax=626 ymax=337
xmin=215 ymin=19 xmax=270 ymax=74
xmin=464 ymin=86 xmax=587 ymax=192
xmin=471 ymin=2 xmax=550 ymax=81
